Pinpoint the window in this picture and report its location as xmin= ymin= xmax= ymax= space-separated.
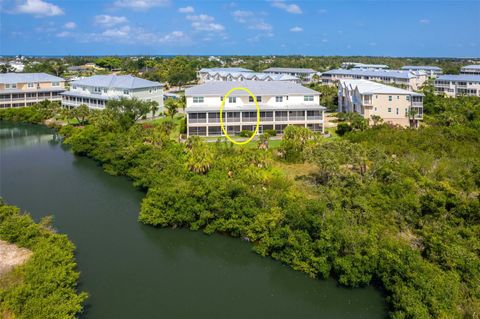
xmin=193 ymin=96 xmax=204 ymax=103
xmin=388 ymin=108 xmax=392 ymax=112
xmin=228 ymin=97 xmax=236 ymax=103
xmin=374 ymin=107 xmax=377 ymax=111
xmin=304 ymin=95 xmax=314 ymax=101
xmin=406 ymin=96 xmax=410 ymax=101
xmin=388 ymin=96 xmax=392 ymax=101
xmin=396 ymin=108 xmax=399 ymax=115
xmin=52 ymin=82 xmax=60 ymax=87
xmin=103 ymin=88 xmax=108 ymax=93
xmin=275 ymin=96 xmax=283 ymax=102
xmin=123 ymin=90 xmax=130 ymax=95
xmin=6 ymin=84 xmax=17 ymax=89
xmin=397 ymin=96 xmax=399 ymax=99
xmin=94 ymin=87 xmax=101 ymax=93
xmin=27 ymin=83 xmax=34 ymax=88
xmin=249 ymin=96 xmax=262 ymax=102
xmin=73 ymin=85 xmax=77 ymax=90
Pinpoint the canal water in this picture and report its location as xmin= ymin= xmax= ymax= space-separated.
xmin=0 ymin=122 xmax=387 ymax=319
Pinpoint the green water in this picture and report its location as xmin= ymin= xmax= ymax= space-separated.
xmin=0 ymin=122 xmax=387 ymax=319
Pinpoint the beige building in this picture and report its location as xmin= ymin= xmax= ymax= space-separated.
xmin=0 ymin=73 xmax=65 ymax=108
xmin=338 ymin=79 xmax=424 ymax=127
xmin=434 ymin=75 xmax=480 ymax=97
xmin=323 ymin=68 xmax=428 ymax=90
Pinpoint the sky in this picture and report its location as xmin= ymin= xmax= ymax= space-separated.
xmin=0 ymin=0 xmax=479 ymax=57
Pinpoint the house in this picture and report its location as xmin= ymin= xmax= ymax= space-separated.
xmin=341 ymin=62 xmax=389 ymax=69
xmin=338 ymin=79 xmax=424 ymax=127
xmin=185 ymin=81 xmax=325 ymax=137
xmin=460 ymin=65 xmax=480 ymax=75
xmin=434 ymin=74 xmax=480 ymax=97
xmin=0 ymin=73 xmax=65 ymax=108
xmin=401 ymin=66 xmax=443 ymax=77
xmin=262 ymin=67 xmax=319 ymax=83
xmin=61 ymin=74 xmax=163 ymax=112
xmin=198 ymin=68 xmax=300 ymax=84
xmin=322 ymin=68 xmax=428 ymax=90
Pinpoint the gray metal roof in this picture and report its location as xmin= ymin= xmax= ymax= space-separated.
xmin=70 ymin=75 xmax=162 ymax=89
xmin=340 ymin=79 xmax=424 ymax=96
xmin=436 ymin=74 xmax=480 ymax=82
xmin=461 ymin=65 xmax=480 ymax=70
xmin=185 ymin=81 xmax=320 ymax=96
xmin=199 ymin=67 xmax=253 ymax=73
xmin=199 ymin=70 xmax=298 ymax=81
xmin=323 ymin=68 xmax=422 ymax=79
xmin=186 ymin=103 xmax=326 ymax=112
xmin=0 ymin=73 xmax=65 ymax=84
xmin=401 ymin=65 xmax=442 ymax=71
xmin=263 ymin=67 xmax=317 ymax=74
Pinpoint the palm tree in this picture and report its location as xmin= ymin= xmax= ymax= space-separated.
xmin=164 ymin=98 xmax=178 ymax=119
xmin=370 ymin=115 xmax=383 ymax=127
xmin=407 ymin=108 xmax=418 ymax=128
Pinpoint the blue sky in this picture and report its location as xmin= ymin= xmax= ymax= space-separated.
xmin=1 ymin=0 xmax=479 ymax=57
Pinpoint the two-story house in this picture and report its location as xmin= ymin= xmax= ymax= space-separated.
xmin=61 ymin=75 xmax=163 ymax=112
xmin=434 ymin=74 xmax=480 ymax=97
xmin=460 ymin=65 xmax=480 ymax=75
xmin=185 ymin=81 xmax=325 ymax=137
xmin=262 ymin=67 xmax=320 ymax=84
xmin=338 ymin=79 xmax=424 ymax=127
xmin=198 ymin=68 xmax=299 ymax=83
xmin=0 ymin=73 xmax=66 ymax=108
xmin=401 ymin=66 xmax=443 ymax=77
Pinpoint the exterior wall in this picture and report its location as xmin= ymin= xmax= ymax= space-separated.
xmin=460 ymin=67 xmax=480 ymax=75
xmin=0 ymin=80 xmax=66 ymax=108
xmin=323 ymin=72 xmax=427 ymax=90
xmin=186 ymin=94 xmax=320 ymax=108
xmin=434 ymin=80 xmax=480 ymax=97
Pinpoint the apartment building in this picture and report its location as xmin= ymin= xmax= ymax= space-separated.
xmin=434 ymin=74 xmax=480 ymax=97
xmin=0 ymin=73 xmax=65 ymax=108
xmin=460 ymin=65 xmax=480 ymax=75
xmin=322 ymin=68 xmax=428 ymax=90
xmin=338 ymin=79 xmax=424 ymax=127
xmin=262 ymin=67 xmax=319 ymax=83
xmin=401 ymin=66 xmax=442 ymax=77
xmin=185 ymin=81 xmax=325 ymax=137
xmin=198 ymin=68 xmax=299 ymax=83
xmin=61 ymin=74 xmax=163 ymax=111
xmin=341 ymin=62 xmax=389 ymax=69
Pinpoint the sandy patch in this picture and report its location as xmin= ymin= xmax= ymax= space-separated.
xmin=0 ymin=240 xmax=32 ymax=277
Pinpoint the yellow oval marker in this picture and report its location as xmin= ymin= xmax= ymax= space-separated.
xmin=219 ymin=87 xmax=260 ymax=145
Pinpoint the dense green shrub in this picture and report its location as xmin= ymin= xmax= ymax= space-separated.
xmin=239 ymin=129 xmax=254 ymax=137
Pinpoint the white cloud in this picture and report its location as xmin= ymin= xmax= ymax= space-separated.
xmin=114 ymin=0 xmax=170 ymax=10
xmin=178 ymin=6 xmax=194 ymax=13
xmin=290 ymin=26 xmax=303 ymax=32
xmin=57 ymin=31 xmax=71 ymax=37
xmin=232 ymin=10 xmax=253 ymax=23
xmin=187 ymin=14 xmax=225 ymax=32
xmin=251 ymin=22 xmax=272 ymax=31
xmin=95 ymin=15 xmax=128 ymax=27
xmin=419 ymin=19 xmax=430 ymax=24
xmin=158 ymin=31 xmax=189 ymax=43
xmin=232 ymin=10 xmax=272 ymax=31
xmin=102 ymin=25 xmax=131 ymax=38
xmin=270 ymin=0 xmax=302 ymax=14
xmin=64 ymin=22 xmax=76 ymax=29
xmin=14 ymin=0 xmax=64 ymax=17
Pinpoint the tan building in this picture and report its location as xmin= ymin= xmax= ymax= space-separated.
xmin=0 ymin=73 xmax=66 ymax=108
xmin=323 ymin=68 xmax=428 ymax=90
xmin=338 ymin=79 xmax=423 ymax=127
xmin=434 ymin=75 xmax=480 ymax=97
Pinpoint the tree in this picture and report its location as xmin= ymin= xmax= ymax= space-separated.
xmin=69 ymin=104 xmax=91 ymax=125
xmin=336 ymin=122 xmax=352 ymax=136
xmin=185 ymin=136 xmax=213 ymax=174
xmin=408 ymin=108 xmax=418 ymax=128
xmin=95 ymin=57 xmax=122 ymax=70
xmin=370 ymin=115 xmax=383 ymax=127
xmin=164 ymin=98 xmax=179 ymax=119
xmin=106 ymin=97 xmax=158 ymax=130
xmin=0 ymin=63 xmax=15 ymax=73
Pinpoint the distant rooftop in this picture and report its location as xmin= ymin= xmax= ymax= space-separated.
xmin=263 ymin=67 xmax=317 ymax=74
xmin=401 ymin=65 xmax=442 ymax=71
xmin=0 ymin=73 xmax=64 ymax=84
xmin=340 ymin=79 xmax=423 ymax=96
xmin=199 ymin=67 xmax=253 ymax=73
xmin=323 ymin=68 xmax=424 ymax=79
xmin=71 ymin=75 xmax=162 ymax=89
xmin=342 ymin=62 xmax=389 ymax=69
xmin=186 ymin=81 xmax=319 ymax=96
xmin=199 ymin=70 xmax=298 ymax=81
xmin=436 ymin=74 xmax=480 ymax=82
xmin=461 ymin=65 xmax=480 ymax=70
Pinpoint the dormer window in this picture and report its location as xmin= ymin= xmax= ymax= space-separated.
xmin=5 ymin=84 xmax=17 ymax=89
xmin=193 ymin=96 xmax=204 ymax=103
xmin=304 ymin=95 xmax=314 ymax=101
xmin=228 ymin=97 xmax=236 ymax=103
xmin=275 ymin=96 xmax=283 ymax=102
xmin=124 ymin=90 xmax=130 ymax=95
xmin=52 ymin=82 xmax=60 ymax=87
xmin=94 ymin=87 xmax=102 ymax=93
xmin=73 ymin=85 xmax=77 ymax=90
xmin=27 ymin=83 xmax=34 ymax=88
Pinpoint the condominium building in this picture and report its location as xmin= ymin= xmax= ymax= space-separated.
xmin=61 ymin=74 xmax=163 ymax=111
xmin=401 ymin=66 xmax=442 ymax=77
xmin=434 ymin=74 xmax=480 ymax=97
xmin=0 ymin=73 xmax=65 ymax=108
xmin=262 ymin=67 xmax=320 ymax=83
xmin=341 ymin=62 xmax=389 ymax=69
xmin=322 ymin=68 xmax=428 ymax=90
xmin=338 ymin=79 xmax=424 ymax=127
xmin=185 ymin=81 xmax=325 ymax=137
xmin=198 ymin=68 xmax=299 ymax=83
xmin=460 ymin=65 xmax=480 ymax=75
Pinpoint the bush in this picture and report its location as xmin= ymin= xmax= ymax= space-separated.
xmin=264 ymin=129 xmax=277 ymax=136
xmin=335 ymin=122 xmax=352 ymax=136
xmin=239 ymin=130 xmax=254 ymax=137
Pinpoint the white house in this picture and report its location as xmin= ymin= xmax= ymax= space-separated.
xmin=198 ymin=68 xmax=299 ymax=83
xmin=185 ymin=81 xmax=325 ymax=137
xmin=61 ymin=75 xmax=163 ymax=112
xmin=460 ymin=65 xmax=480 ymax=75
xmin=322 ymin=68 xmax=428 ymax=90
xmin=401 ymin=66 xmax=442 ymax=77
xmin=198 ymin=68 xmax=253 ymax=83
xmin=341 ymin=62 xmax=389 ymax=69
xmin=262 ymin=67 xmax=319 ymax=83
xmin=434 ymin=74 xmax=480 ymax=97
